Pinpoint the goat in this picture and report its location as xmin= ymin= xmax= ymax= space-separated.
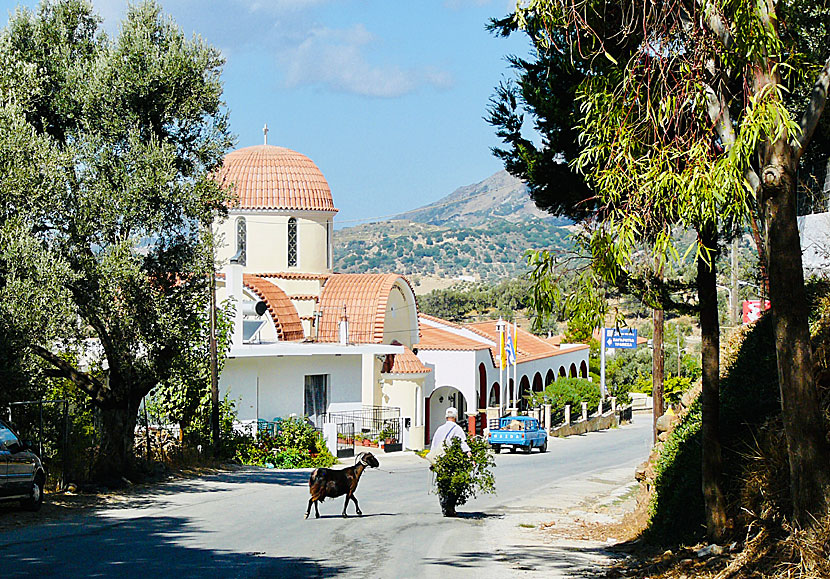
xmin=305 ymin=452 xmax=379 ymax=519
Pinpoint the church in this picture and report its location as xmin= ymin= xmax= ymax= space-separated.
xmin=212 ymin=136 xmax=589 ymax=451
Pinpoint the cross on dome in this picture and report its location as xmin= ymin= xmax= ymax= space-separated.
xmin=263 ymin=123 xmax=269 ymax=145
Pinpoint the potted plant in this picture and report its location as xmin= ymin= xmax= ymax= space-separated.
xmin=431 ymin=436 xmax=496 ymax=517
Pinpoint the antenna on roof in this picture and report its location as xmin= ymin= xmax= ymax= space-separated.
xmin=263 ymin=123 xmax=269 ymax=145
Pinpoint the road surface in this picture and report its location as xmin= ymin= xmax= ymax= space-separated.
xmin=0 ymin=417 xmax=652 ymax=578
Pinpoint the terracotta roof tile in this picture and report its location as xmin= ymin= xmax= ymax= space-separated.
xmin=317 ymin=274 xmax=413 ymax=344
xmin=243 ymin=274 xmax=305 ymax=341
xmin=257 ymin=272 xmax=331 ymax=281
xmin=417 ymin=324 xmax=493 ymax=351
xmin=216 ymin=145 xmax=338 ymax=212
xmin=465 ymin=320 xmax=585 ymax=363
xmin=383 ymin=346 xmax=432 ymax=375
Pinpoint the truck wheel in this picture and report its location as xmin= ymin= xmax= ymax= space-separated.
xmin=539 ymin=440 xmax=547 ymax=453
xmin=492 ymin=445 xmax=502 ymax=454
xmin=23 ymin=473 xmax=44 ymax=512
xmin=523 ymin=444 xmax=532 ymax=454
xmin=509 ymin=446 xmax=517 ymax=453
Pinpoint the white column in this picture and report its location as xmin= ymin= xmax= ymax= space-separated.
xmin=226 ymin=263 xmax=244 ymax=347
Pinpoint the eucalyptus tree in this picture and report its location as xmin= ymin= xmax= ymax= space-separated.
xmin=0 ymin=0 xmax=233 ymax=481
xmin=503 ymin=0 xmax=830 ymax=529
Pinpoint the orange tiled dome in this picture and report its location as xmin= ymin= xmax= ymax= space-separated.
xmin=216 ymin=145 xmax=337 ymax=212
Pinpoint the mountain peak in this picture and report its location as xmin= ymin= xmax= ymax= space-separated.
xmin=393 ymin=170 xmax=564 ymax=227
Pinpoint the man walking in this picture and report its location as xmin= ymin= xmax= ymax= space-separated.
xmin=431 ymin=407 xmax=472 ymax=516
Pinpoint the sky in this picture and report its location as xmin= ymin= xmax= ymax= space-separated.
xmin=2 ymin=0 xmax=532 ymax=226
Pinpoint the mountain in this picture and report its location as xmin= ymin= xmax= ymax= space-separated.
xmin=333 ymin=171 xmax=574 ymax=285
xmin=392 ymin=170 xmax=570 ymax=227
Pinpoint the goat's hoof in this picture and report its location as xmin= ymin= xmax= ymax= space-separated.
xmin=304 ymin=513 xmax=309 ymax=519
xmin=341 ymin=513 xmax=348 ymax=518
xmin=357 ymin=510 xmax=363 ymax=516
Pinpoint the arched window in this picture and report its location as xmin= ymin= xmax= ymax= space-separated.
xmin=287 ymin=217 xmax=298 ymax=267
xmin=235 ymin=217 xmax=246 ymax=266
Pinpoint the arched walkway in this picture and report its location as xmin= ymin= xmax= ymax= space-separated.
xmin=517 ymin=375 xmax=530 ymax=411
xmin=428 ymin=386 xmax=467 ymax=444
xmin=478 ymin=363 xmax=488 ymax=410
xmin=569 ymin=363 xmax=577 ymax=377
xmin=545 ymin=369 xmax=555 ymax=387
xmin=559 ymin=366 xmax=567 ymax=377
xmin=488 ymin=381 xmax=500 ymax=407
xmin=579 ymin=360 xmax=588 ymax=378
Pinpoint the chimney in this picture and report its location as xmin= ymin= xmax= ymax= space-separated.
xmin=338 ymin=305 xmax=348 ymax=345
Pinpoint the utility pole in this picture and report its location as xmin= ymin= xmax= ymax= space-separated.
xmin=653 ymin=307 xmax=665 ymax=443
xmin=207 ymin=225 xmax=220 ymax=455
xmin=730 ymin=239 xmax=739 ymax=326
xmin=676 ymin=323 xmax=681 ymax=377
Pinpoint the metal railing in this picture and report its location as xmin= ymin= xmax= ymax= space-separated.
xmin=323 ymin=406 xmax=401 ymax=451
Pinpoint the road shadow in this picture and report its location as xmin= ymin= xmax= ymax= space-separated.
xmin=454 ymin=511 xmax=500 ymax=520
xmin=304 ymin=512 xmax=397 ymax=520
xmin=0 ymin=512 xmax=351 ymax=578
xmin=424 ymin=543 xmax=621 ymax=576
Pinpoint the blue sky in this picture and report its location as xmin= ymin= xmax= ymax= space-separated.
xmin=3 ymin=0 xmax=531 ymax=226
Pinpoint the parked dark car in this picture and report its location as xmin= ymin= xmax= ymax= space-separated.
xmin=0 ymin=418 xmax=45 ymax=511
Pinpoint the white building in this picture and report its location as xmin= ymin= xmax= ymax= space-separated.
xmin=211 ymin=141 xmax=590 ymax=450
xmin=212 ymin=144 xmax=429 ymax=449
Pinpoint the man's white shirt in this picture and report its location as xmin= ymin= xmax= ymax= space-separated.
xmin=431 ymin=420 xmax=471 ymax=453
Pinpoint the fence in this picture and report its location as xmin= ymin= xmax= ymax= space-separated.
xmin=6 ymin=400 xmax=70 ymax=490
xmin=323 ymin=406 xmax=402 ymax=452
xmin=134 ymin=397 xmax=183 ymax=463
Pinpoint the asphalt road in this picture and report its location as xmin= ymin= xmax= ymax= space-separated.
xmin=0 ymin=417 xmax=652 ymax=578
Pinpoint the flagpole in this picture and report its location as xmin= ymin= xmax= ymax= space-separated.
xmin=497 ymin=318 xmax=505 ymax=417
xmin=512 ymin=320 xmax=518 ymax=414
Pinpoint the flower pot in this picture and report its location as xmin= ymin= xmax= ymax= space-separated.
xmin=439 ymin=493 xmax=458 ymax=517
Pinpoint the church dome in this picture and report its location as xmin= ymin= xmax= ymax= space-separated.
xmin=216 ymin=145 xmax=337 ymax=212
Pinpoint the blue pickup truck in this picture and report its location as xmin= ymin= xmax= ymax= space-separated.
xmin=487 ymin=415 xmax=548 ymax=453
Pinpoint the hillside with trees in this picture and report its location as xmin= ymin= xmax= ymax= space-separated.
xmin=334 ymin=217 xmax=572 ymax=282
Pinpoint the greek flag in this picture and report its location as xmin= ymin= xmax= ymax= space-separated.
xmin=505 ymin=333 xmax=516 ymax=365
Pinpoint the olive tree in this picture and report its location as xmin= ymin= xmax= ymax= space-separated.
xmin=0 ymin=0 xmax=233 ymax=481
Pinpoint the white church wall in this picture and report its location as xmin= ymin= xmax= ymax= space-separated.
xmin=219 ymin=354 xmax=364 ymax=422
xmin=382 ymin=281 xmax=419 ymax=348
xmin=215 ymin=210 xmax=335 ymax=274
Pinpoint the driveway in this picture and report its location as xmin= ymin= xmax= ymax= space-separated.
xmin=0 ymin=417 xmax=652 ymax=578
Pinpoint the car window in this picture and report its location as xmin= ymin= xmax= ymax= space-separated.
xmin=0 ymin=424 xmax=20 ymax=448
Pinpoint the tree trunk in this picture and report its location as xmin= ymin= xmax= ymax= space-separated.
xmin=652 ymin=307 xmax=664 ymax=444
xmin=697 ymin=227 xmax=728 ymax=541
xmin=93 ymin=396 xmax=141 ymax=485
xmin=761 ymin=140 xmax=830 ymax=526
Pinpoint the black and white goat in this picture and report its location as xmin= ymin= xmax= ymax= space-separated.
xmin=305 ymin=452 xmax=380 ymax=519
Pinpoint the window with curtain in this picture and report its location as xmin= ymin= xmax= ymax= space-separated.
xmin=304 ymin=374 xmax=329 ymax=422
xmin=287 ymin=217 xmax=297 ymax=267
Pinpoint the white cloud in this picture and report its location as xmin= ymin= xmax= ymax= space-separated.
xmin=280 ymin=24 xmax=453 ymax=98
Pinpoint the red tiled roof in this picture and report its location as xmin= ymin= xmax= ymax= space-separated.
xmin=216 ymin=145 xmax=337 ymax=212
xmin=317 ymin=274 xmax=413 ymax=344
xmin=465 ymin=320 xmax=586 ymax=363
xmin=257 ymin=272 xmax=331 ymax=281
xmin=383 ymin=347 xmax=432 ymax=375
xmin=243 ymin=274 xmax=305 ymax=341
xmin=417 ymin=324 xmax=493 ymax=351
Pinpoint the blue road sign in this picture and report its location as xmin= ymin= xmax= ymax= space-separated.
xmin=604 ymin=328 xmax=638 ymax=349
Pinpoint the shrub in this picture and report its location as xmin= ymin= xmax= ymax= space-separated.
xmin=432 ymin=436 xmax=496 ymax=506
xmin=235 ymin=417 xmax=336 ymax=469
xmin=527 ymin=377 xmax=601 ymax=415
